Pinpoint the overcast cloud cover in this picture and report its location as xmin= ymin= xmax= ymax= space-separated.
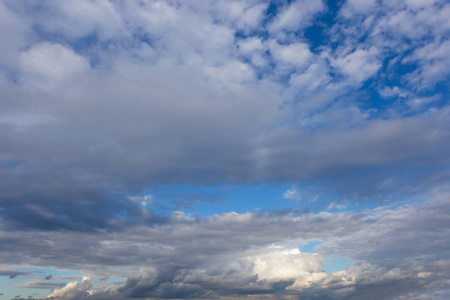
xmin=0 ymin=0 xmax=449 ymax=299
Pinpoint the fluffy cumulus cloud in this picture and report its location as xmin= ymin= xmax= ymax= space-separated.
xmin=0 ymin=0 xmax=449 ymax=299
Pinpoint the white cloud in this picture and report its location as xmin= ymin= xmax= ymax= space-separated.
xmin=19 ymin=42 xmax=90 ymax=89
xmin=39 ymin=0 xmax=126 ymax=40
xmin=203 ymin=61 xmax=256 ymax=86
xmin=405 ymin=0 xmax=439 ymax=10
xmin=240 ymin=245 xmax=326 ymax=289
xmin=236 ymin=3 xmax=268 ymax=31
xmin=128 ymin=0 xmax=178 ymax=28
xmin=238 ymin=37 xmax=268 ymax=67
xmin=342 ymin=0 xmax=378 ymax=16
xmin=289 ymin=61 xmax=331 ymax=91
xmin=268 ymin=41 xmax=313 ymax=69
xmin=215 ymin=1 xmax=268 ymax=32
xmin=408 ymin=95 xmax=441 ymax=110
xmin=378 ymin=86 xmax=409 ymax=99
xmin=329 ymin=47 xmax=381 ymax=85
xmin=47 ymin=276 xmax=94 ymax=299
xmin=327 ymin=203 xmax=347 ymax=210
xmin=269 ymin=0 xmax=325 ymax=33
xmin=128 ymin=195 xmax=153 ymax=206
xmin=283 ymin=186 xmax=302 ymax=201
xmin=238 ymin=37 xmax=265 ymax=54
xmin=403 ymin=40 xmax=450 ymax=89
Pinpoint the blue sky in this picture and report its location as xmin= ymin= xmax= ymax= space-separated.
xmin=0 ymin=0 xmax=450 ymax=299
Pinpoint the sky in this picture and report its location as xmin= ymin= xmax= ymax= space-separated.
xmin=0 ymin=0 xmax=450 ymax=299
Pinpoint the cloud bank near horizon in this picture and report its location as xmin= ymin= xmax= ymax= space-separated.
xmin=3 ymin=192 xmax=450 ymax=299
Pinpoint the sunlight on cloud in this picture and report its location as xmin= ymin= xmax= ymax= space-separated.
xmin=19 ymin=42 xmax=90 ymax=90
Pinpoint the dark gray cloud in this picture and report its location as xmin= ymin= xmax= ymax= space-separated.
xmin=0 ymin=268 xmax=35 ymax=278
xmin=317 ymin=192 xmax=450 ymax=266
xmin=13 ymin=281 xmax=65 ymax=290
xmin=1 ymin=192 xmax=449 ymax=299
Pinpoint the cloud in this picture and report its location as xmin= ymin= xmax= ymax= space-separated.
xmin=329 ymin=47 xmax=381 ymax=85
xmin=317 ymin=192 xmax=450 ymax=266
xmin=19 ymin=42 xmax=90 ymax=89
xmin=268 ymin=40 xmax=313 ymax=69
xmin=330 ymin=0 xmax=450 ymax=97
xmin=0 ymin=268 xmax=34 ymax=278
xmin=0 ymin=1 xmax=29 ymax=70
xmin=239 ymin=246 xmax=325 ymax=289
xmin=283 ymin=186 xmax=302 ymax=202
xmin=0 ymin=190 xmax=449 ymax=298
xmin=22 ymin=0 xmax=126 ymax=41
xmin=47 ymin=276 xmax=94 ymax=300
xmin=0 ymin=1 xmax=449 ymax=299
xmin=127 ymin=195 xmax=153 ymax=207
xmin=13 ymin=281 xmax=65 ymax=290
xmin=269 ymin=0 xmax=325 ymax=34
xmin=404 ymin=40 xmax=450 ymax=89
xmin=327 ymin=203 xmax=346 ymax=210
xmin=0 ymin=0 xmax=447 ymax=204
xmin=342 ymin=0 xmax=378 ymax=15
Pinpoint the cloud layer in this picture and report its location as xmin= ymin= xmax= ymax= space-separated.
xmin=0 ymin=0 xmax=449 ymax=299
xmin=2 ymin=191 xmax=450 ymax=299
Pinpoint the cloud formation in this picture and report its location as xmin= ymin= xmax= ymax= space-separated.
xmin=0 ymin=1 xmax=448 ymax=204
xmin=1 ymin=191 xmax=450 ymax=298
xmin=0 ymin=0 xmax=449 ymax=299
